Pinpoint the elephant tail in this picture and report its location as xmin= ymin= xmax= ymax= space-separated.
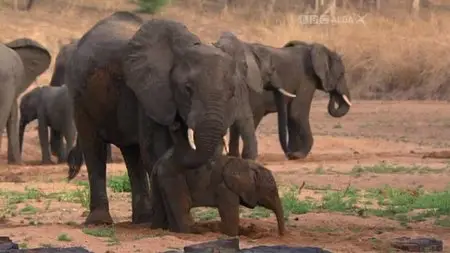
xmin=67 ymin=138 xmax=84 ymax=181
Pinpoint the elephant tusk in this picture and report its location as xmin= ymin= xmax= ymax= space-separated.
xmin=342 ymin=94 xmax=352 ymax=106
xmin=277 ymin=88 xmax=296 ymax=98
xmin=187 ymin=128 xmax=196 ymax=150
xmin=222 ymin=138 xmax=229 ymax=154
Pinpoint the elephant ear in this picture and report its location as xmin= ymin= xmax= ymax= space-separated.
xmin=124 ymin=20 xmax=181 ymax=126
xmin=6 ymin=38 xmax=51 ymax=87
xmin=243 ymin=46 xmax=263 ymax=94
xmin=222 ymin=158 xmax=258 ymax=208
xmin=310 ymin=43 xmax=334 ymax=92
xmin=213 ymin=32 xmax=263 ymax=94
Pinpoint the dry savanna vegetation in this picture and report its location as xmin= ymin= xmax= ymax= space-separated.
xmin=1 ymin=0 xmax=450 ymax=252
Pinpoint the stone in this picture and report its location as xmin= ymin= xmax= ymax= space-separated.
xmin=391 ymin=237 xmax=443 ymax=252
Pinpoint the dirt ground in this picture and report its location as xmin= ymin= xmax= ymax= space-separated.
xmin=2 ymin=100 xmax=450 ymax=253
xmin=1 ymin=3 xmax=450 ymax=253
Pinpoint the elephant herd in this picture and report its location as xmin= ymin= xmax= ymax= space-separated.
xmin=0 ymin=11 xmax=351 ymax=233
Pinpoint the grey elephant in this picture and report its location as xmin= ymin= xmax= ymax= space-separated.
xmin=18 ymin=84 xmax=113 ymax=164
xmin=65 ymin=12 xmax=247 ymax=226
xmin=49 ymin=39 xmax=78 ymax=87
xmin=149 ymin=129 xmax=285 ymax=236
xmin=0 ymin=38 xmax=51 ymax=164
xmin=213 ymin=32 xmax=352 ymax=160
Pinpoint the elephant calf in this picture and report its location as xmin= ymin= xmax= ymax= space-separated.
xmin=150 ymin=147 xmax=285 ymax=237
xmin=19 ymin=85 xmax=76 ymax=164
xmin=19 ymin=85 xmax=114 ymax=164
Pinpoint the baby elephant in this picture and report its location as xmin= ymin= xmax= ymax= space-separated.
xmin=151 ymin=148 xmax=286 ymax=237
xmin=19 ymin=85 xmax=76 ymax=164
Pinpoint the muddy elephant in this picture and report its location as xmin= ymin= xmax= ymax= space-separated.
xmin=18 ymin=85 xmax=113 ymax=164
xmin=49 ymin=39 xmax=78 ymax=87
xmin=66 ymin=12 xmax=247 ymax=225
xmin=213 ymin=33 xmax=352 ymax=160
xmin=150 ymin=141 xmax=285 ymax=236
xmin=0 ymin=38 xmax=51 ymax=164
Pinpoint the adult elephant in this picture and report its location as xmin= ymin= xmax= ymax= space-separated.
xmin=66 ymin=13 xmax=246 ymax=225
xmin=49 ymin=39 xmax=78 ymax=87
xmin=213 ymin=33 xmax=352 ymax=160
xmin=0 ymin=38 xmax=51 ymax=164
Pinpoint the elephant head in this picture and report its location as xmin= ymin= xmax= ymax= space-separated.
xmin=49 ymin=39 xmax=78 ymax=87
xmin=19 ymin=86 xmax=42 ymax=153
xmin=5 ymin=38 xmax=51 ymax=93
xmin=124 ymin=20 xmax=242 ymax=169
xmin=284 ymin=40 xmax=352 ymax=117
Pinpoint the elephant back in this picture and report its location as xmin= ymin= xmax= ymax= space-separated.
xmin=222 ymin=157 xmax=258 ymax=208
xmin=6 ymin=38 xmax=51 ymax=92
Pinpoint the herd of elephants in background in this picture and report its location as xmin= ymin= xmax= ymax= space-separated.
xmin=0 ymin=10 xmax=352 ymax=236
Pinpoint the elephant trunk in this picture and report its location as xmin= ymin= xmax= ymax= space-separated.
xmin=328 ymin=91 xmax=351 ymax=118
xmin=261 ymin=193 xmax=285 ymax=236
xmin=273 ymin=90 xmax=289 ymax=154
xmin=181 ymin=104 xmax=226 ymax=169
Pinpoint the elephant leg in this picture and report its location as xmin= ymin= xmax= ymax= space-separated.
xmin=138 ymin=107 xmax=172 ymax=176
xmin=74 ymin=108 xmax=112 ymax=225
xmin=119 ymin=144 xmax=152 ymax=224
xmin=235 ymin=116 xmax=258 ymax=160
xmin=158 ymin=171 xmax=193 ymax=233
xmin=51 ymin=130 xmax=65 ymax=163
xmin=6 ymin=101 xmax=21 ymax=164
xmin=37 ymin=110 xmax=52 ymax=164
xmin=227 ymin=123 xmax=240 ymax=158
xmin=216 ymin=182 xmax=240 ymax=236
xmin=50 ymin=129 xmax=62 ymax=157
xmin=106 ymin=144 xmax=113 ymax=163
xmin=286 ymin=99 xmax=314 ymax=160
xmin=59 ymin=126 xmax=75 ymax=164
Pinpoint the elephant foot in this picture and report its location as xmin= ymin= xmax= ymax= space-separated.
xmin=84 ymin=209 xmax=113 ymax=225
xmin=241 ymin=151 xmax=257 ymax=161
xmin=286 ymin=151 xmax=308 ymax=160
xmin=131 ymin=209 xmax=153 ymax=224
xmin=41 ymin=159 xmax=55 ymax=165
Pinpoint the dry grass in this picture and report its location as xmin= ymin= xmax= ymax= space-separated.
xmin=2 ymin=0 xmax=450 ymax=100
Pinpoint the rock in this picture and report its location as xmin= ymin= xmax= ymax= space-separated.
xmin=184 ymin=238 xmax=239 ymax=253
xmin=240 ymin=246 xmax=332 ymax=253
xmin=0 ymin=236 xmax=18 ymax=251
xmin=391 ymin=237 xmax=443 ymax=252
xmin=163 ymin=238 xmax=332 ymax=253
xmin=1 ymin=247 xmax=93 ymax=252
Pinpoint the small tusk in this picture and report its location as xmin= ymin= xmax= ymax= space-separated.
xmin=188 ymin=128 xmax=196 ymax=150
xmin=342 ymin=94 xmax=352 ymax=106
xmin=277 ymin=88 xmax=296 ymax=98
xmin=222 ymin=138 xmax=229 ymax=154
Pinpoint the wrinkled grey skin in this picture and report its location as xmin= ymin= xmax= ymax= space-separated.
xmin=49 ymin=39 xmax=78 ymax=87
xmin=0 ymin=38 xmax=51 ymax=164
xmin=18 ymin=85 xmax=113 ymax=164
xmin=66 ymin=13 xmax=245 ymax=226
xmin=150 ymin=146 xmax=285 ymax=236
xmin=213 ymin=33 xmax=352 ymax=160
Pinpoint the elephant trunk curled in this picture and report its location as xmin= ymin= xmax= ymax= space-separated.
xmin=328 ymin=90 xmax=351 ymax=118
xmin=182 ymin=98 xmax=226 ymax=169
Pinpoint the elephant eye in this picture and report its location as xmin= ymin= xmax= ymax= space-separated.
xmin=185 ymin=84 xmax=193 ymax=96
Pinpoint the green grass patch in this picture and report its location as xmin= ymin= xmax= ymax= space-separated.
xmin=350 ymin=162 xmax=446 ymax=176
xmin=107 ymin=173 xmax=131 ymax=193
xmin=57 ymin=233 xmax=72 ymax=242
xmin=82 ymin=226 xmax=116 ymax=238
